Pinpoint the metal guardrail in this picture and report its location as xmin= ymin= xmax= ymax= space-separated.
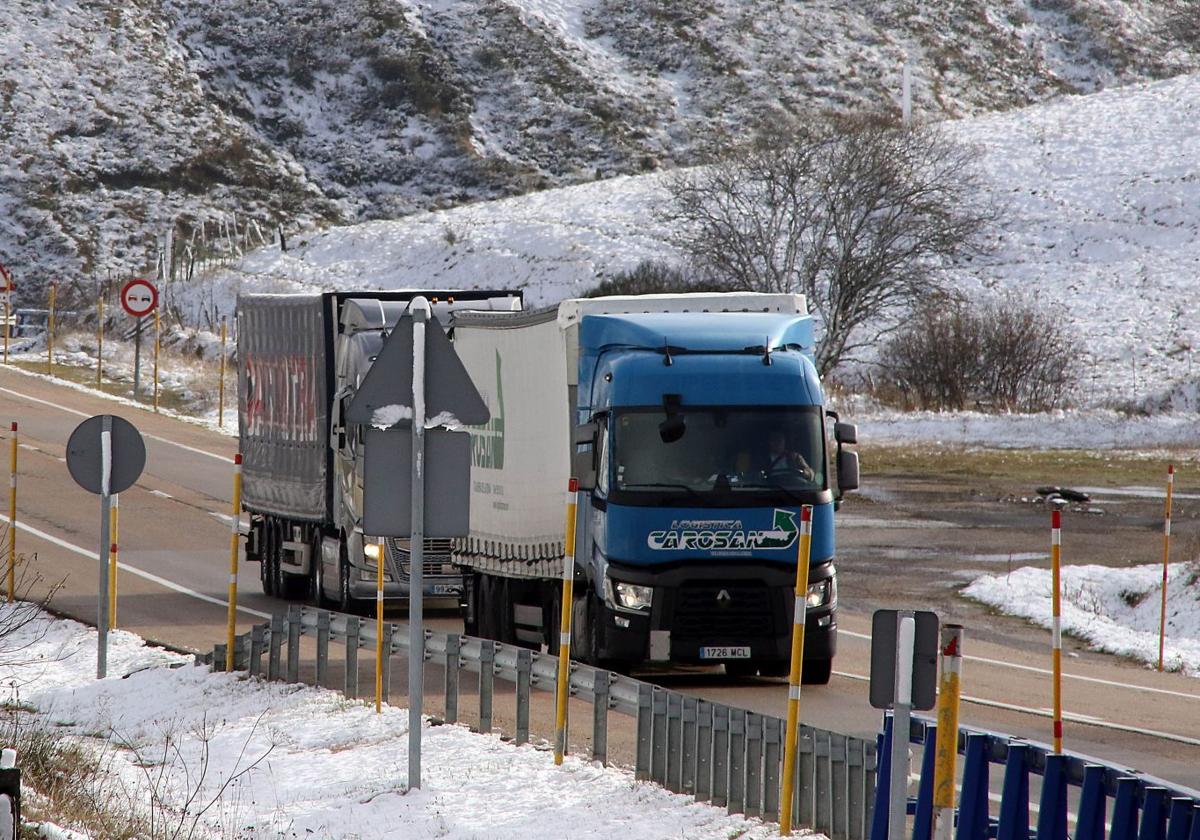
xmin=202 ymin=606 xmax=1200 ymax=840
xmin=202 ymin=605 xmax=878 ymax=838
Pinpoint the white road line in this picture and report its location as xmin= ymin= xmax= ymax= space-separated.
xmin=0 ymin=385 xmax=228 ymax=462
xmin=1 ymin=512 xmax=271 ymax=621
xmin=833 ymin=669 xmax=1200 ymax=747
xmin=149 ymin=490 xmax=173 ymax=499
xmin=840 ymin=628 xmax=1200 ymax=702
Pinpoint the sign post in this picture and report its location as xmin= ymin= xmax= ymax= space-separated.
xmin=66 ymin=415 xmax=145 ymax=678
xmin=120 ymin=279 xmax=158 ymax=399
xmin=870 ymin=609 xmax=939 ymax=840
xmin=345 ymin=297 xmax=488 ymax=790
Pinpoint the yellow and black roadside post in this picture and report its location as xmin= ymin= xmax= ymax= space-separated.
xmin=554 ymin=478 xmax=580 ymax=766
xmin=218 ymin=316 xmax=227 ymax=428
xmin=46 ymin=281 xmax=56 ymax=376
xmin=108 ymin=495 xmax=119 ymax=629
xmin=6 ymin=422 xmax=15 ymax=602
xmin=932 ymin=625 xmax=964 ymax=840
xmin=1158 ymin=464 xmax=1175 ymax=672
xmin=1 ymin=263 xmax=11 ymax=365
xmin=779 ymin=504 xmax=814 ymax=835
xmin=96 ymin=290 xmax=104 ymax=387
xmin=225 ymin=454 xmax=243 ymax=672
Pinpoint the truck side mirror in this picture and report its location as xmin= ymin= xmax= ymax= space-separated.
xmin=834 ymin=421 xmax=858 ymax=445
xmin=572 ymin=422 xmax=598 ymax=491
xmin=836 ymin=449 xmax=860 ymax=495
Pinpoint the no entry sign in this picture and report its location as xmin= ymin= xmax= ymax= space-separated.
xmin=120 ymin=278 xmax=158 ymax=318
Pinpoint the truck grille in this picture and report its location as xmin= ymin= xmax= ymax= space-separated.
xmin=673 ymin=583 xmax=774 ymax=639
xmin=389 ymin=538 xmax=458 ymax=581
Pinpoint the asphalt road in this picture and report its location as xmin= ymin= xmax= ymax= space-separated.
xmin=3 ymin=364 xmax=1199 ymax=790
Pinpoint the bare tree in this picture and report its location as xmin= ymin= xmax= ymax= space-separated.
xmin=664 ymin=114 xmax=997 ymax=375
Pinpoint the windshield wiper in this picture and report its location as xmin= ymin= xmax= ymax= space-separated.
xmin=621 ymin=482 xmax=704 ymax=501
xmin=737 ymin=477 xmax=812 ymax=505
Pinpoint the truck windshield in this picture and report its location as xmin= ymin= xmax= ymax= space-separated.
xmin=611 ymin=406 xmax=826 ymax=507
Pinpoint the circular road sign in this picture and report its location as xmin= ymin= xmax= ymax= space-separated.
xmin=120 ymin=278 xmax=158 ymax=318
xmin=66 ymin=415 xmax=146 ymax=496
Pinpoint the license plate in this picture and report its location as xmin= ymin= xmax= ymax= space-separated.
xmin=431 ymin=584 xmax=459 ymax=595
xmin=699 ymin=646 xmax=751 ymax=660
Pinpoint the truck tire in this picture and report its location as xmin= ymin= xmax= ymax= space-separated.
xmin=578 ymin=592 xmax=631 ymax=674
xmin=337 ymin=541 xmax=362 ymax=615
xmin=309 ymin=532 xmax=328 ymax=607
xmin=802 ymin=657 xmax=833 ymax=686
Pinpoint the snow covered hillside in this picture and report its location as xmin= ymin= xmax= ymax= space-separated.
xmin=2 ymin=0 xmax=1198 ymax=305
xmin=209 ymin=72 xmax=1200 ymax=411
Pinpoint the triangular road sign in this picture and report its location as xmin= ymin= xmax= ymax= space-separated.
xmin=346 ymin=314 xmax=490 ymax=427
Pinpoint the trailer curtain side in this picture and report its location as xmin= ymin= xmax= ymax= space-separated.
xmin=237 ymin=294 xmax=331 ymax=522
xmin=451 ymin=307 xmax=572 ymax=576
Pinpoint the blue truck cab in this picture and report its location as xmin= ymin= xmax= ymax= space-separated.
xmin=571 ymin=309 xmax=859 ymax=682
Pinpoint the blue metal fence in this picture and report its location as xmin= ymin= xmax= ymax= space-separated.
xmin=872 ymin=714 xmax=1200 ymax=840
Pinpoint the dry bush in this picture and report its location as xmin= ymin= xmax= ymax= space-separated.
xmin=878 ymin=296 xmax=1076 ymax=412
xmin=586 ymin=259 xmax=730 ymax=297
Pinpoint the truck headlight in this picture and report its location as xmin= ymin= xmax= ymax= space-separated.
xmin=806 ymin=578 xmax=835 ymax=608
xmin=613 ymin=581 xmax=654 ymax=611
xmin=362 ymin=542 xmax=382 ymax=567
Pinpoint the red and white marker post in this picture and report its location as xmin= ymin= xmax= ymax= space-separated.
xmin=1051 ymin=508 xmax=1064 ymax=753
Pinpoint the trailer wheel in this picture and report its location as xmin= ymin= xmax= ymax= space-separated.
xmin=269 ymin=521 xmax=287 ymax=598
xmin=462 ymin=573 xmax=481 ymax=637
xmin=259 ymin=521 xmax=277 ymax=597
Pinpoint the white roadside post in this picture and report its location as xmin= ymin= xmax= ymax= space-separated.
xmin=97 ymin=416 xmax=112 ymax=679
xmin=889 ymin=611 xmax=916 ymax=840
xmin=408 ymin=296 xmax=430 ymax=789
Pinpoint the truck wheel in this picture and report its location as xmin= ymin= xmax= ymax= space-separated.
xmin=337 ymin=542 xmax=358 ymax=615
xmin=801 ymin=657 xmax=833 ymax=686
xmin=309 ymin=533 xmax=328 ymax=607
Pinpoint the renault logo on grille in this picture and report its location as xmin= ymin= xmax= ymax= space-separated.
xmin=716 ymin=589 xmax=732 ymax=604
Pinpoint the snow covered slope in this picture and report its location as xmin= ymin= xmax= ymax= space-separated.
xmin=216 ymin=72 xmax=1200 ymax=409
xmin=2 ymin=0 xmax=1198 ymax=303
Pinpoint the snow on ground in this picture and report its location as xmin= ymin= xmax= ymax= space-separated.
xmin=849 ymin=405 xmax=1200 ymax=452
xmin=3 ymin=605 xmax=796 ymax=839
xmin=964 ymin=562 xmax=1200 ymax=675
xmin=203 ymin=72 xmax=1200 ymax=413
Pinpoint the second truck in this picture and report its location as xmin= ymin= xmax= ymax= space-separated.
xmin=451 ymin=292 xmax=858 ymax=682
